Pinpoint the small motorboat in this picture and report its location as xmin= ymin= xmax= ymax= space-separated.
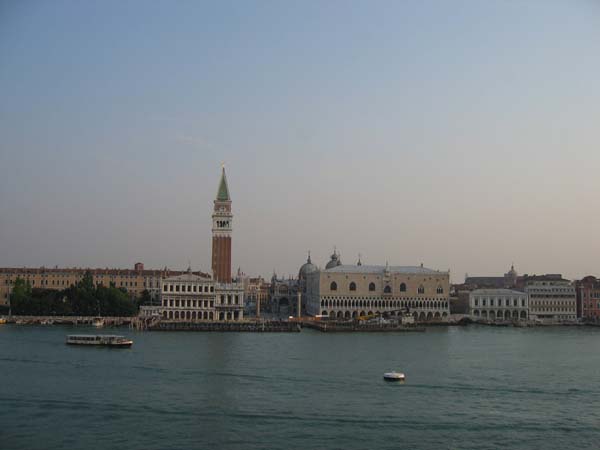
xmin=383 ymin=371 xmax=405 ymax=382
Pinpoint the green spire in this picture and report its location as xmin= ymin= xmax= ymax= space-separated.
xmin=216 ymin=166 xmax=230 ymax=201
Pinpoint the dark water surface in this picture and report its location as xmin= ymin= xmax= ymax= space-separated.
xmin=1 ymin=325 xmax=600 ymax=450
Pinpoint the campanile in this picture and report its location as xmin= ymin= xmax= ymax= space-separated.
xmin=211 ymin=166 xmax=232 ymax=283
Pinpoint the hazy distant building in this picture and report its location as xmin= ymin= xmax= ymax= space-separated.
xmin=576 ymin=276 xmax=600 ymax=321
xmin=306 ymin=254 xmax=450 ymax=322
xmin=243 ymin=276 xmax=270 ymax=317
xmin=0 ymin=264 xmax=197 ymax=306
xmin=449 ymin=286 xmax=470 ymax=314
xmin=464 ymin=264 xmax=519 ymax=289
xmin=469 ymin=289 xmax=528 ymax=321
xmin=270 ymin=273 xmax=299 ymax=316
xmin=523 ymin=274 xmax=576 ymax=323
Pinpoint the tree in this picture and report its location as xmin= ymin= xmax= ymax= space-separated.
xmin=8 ymin=271 xmax=139 ymax=317
xmin=139 ymin=289 xmax=152 ymax=306
xmin=10 ymin=278 xmax=32 ymax=315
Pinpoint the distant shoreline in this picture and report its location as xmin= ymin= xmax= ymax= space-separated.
xmin=1 ymin=315 xmax=597 ymax=332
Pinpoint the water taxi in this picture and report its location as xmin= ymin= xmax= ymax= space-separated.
xmin=383 ymin=371 xmax=405 ymax=382
xmin=66 ymin=335 xmax=133 ymax=347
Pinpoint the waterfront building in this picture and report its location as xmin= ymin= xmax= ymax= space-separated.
xmin=469 ymin=289 xmax=528 ymax=321
xmin=270 ymin=273 xmax=299 ymax=316
xmin=464 ymin=264 xmax=519 ymax=289
xmin=449 ymin=284 xmax=470 ymax=314
xmin=0 ymin=264 xmax=197 ymax=306
xmin=305 ymin=254 xmax=450 ymax=322
xmin=159 ymin=269 xmax=244 ymax=321
xmin=576 ymin=276 xmax=600 ymax=321
xmin=243 ymin=276 xmax=270 ymax=317
xmin=158 ymin=167 xmax=244 ymax=321
xmin=212 ymin=167 xmax=233 ymax=283
xmin=522 ymin=274 xmax=576 ymax=323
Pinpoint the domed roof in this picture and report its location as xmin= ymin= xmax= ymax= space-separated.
xmin=325 ymin=250 xmax=341 ymax=270
xmin=298 ymin=253 xmax=317 ymax=280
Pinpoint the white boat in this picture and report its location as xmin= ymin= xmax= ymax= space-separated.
xmin=66 ymin=335 xmax=133 ymax=347
xmin=383 ymin=371 xmax=405 ymax=382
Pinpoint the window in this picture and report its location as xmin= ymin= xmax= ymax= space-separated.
xmin=400 ymin=283 xmax=407 ymax=292
xmin=330 ymin=282 xmax=337 ymax=291
xmin=418 ymin=285 xmax=424 ymax=294
xmin=369 ymin=282 xmax=376 ymax=291
xmin=349 ymin=282 xmax=356 ymax=291
xmin=384 ymin=285 xmax=391 ymax=294
xmin=436 ymin=286 xmax=443 ymax=294
xmin=474 ymin=298 xmax=479 ymax=306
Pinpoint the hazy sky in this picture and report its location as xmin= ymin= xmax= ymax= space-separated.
xmin=1 ymin=1 xmax=599 ymax=282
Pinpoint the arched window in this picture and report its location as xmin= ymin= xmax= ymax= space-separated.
xmin=330 ymin=281 xmax=337 ymax=291
xmin=369 ymin=282 xmax=376 ymax=291
xmin=384 ymin=285 xmax=391 ymax=294
xmin=418 ymin=285 xmax=425 ymax=294
xmin=437 ymin=286 xmax=443 ymax=294
xmin=349 ymin=282 xmax=356 ymax=291
xmin=400 ymin=283 xmax=407 ymax=292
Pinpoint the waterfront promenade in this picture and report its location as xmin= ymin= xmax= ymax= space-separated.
xmin=2 ymin=314 xmax=590 ymax=335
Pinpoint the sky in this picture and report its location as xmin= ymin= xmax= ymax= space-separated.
xmin=1 ymin=0 xmax=599 ymax=282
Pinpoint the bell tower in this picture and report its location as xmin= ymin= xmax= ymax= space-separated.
xmin=212 ymin=166 xmax=232 ymax=283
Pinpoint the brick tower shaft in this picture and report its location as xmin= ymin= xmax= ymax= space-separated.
xmin=211 ymin=167 xmax=232 ymax=283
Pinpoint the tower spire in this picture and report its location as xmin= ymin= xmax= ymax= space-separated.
xmin=216 ymin=165 xmax=231 ymax=201
xmin=212 ymin=165 xmax=233 ymax=283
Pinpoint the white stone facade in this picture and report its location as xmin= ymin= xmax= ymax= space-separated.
xmin=160 ymin=272 xmax=244 ymax=321
xmin=306 ymin=264 xmax=450 ymax=322
xmin=469 ymin=289 xmax=528 ymax=321
xmin=525 ymin=279 xmax=576 ymax=323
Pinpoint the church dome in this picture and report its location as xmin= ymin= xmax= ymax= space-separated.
xmin=325 ymin=251 xmax=341 ymax=270
xmin=298 ymin=253 xmax=317 ymax=280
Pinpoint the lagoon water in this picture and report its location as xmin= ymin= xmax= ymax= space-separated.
xmin=1 ymin=325 xmax=600 ymax=450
